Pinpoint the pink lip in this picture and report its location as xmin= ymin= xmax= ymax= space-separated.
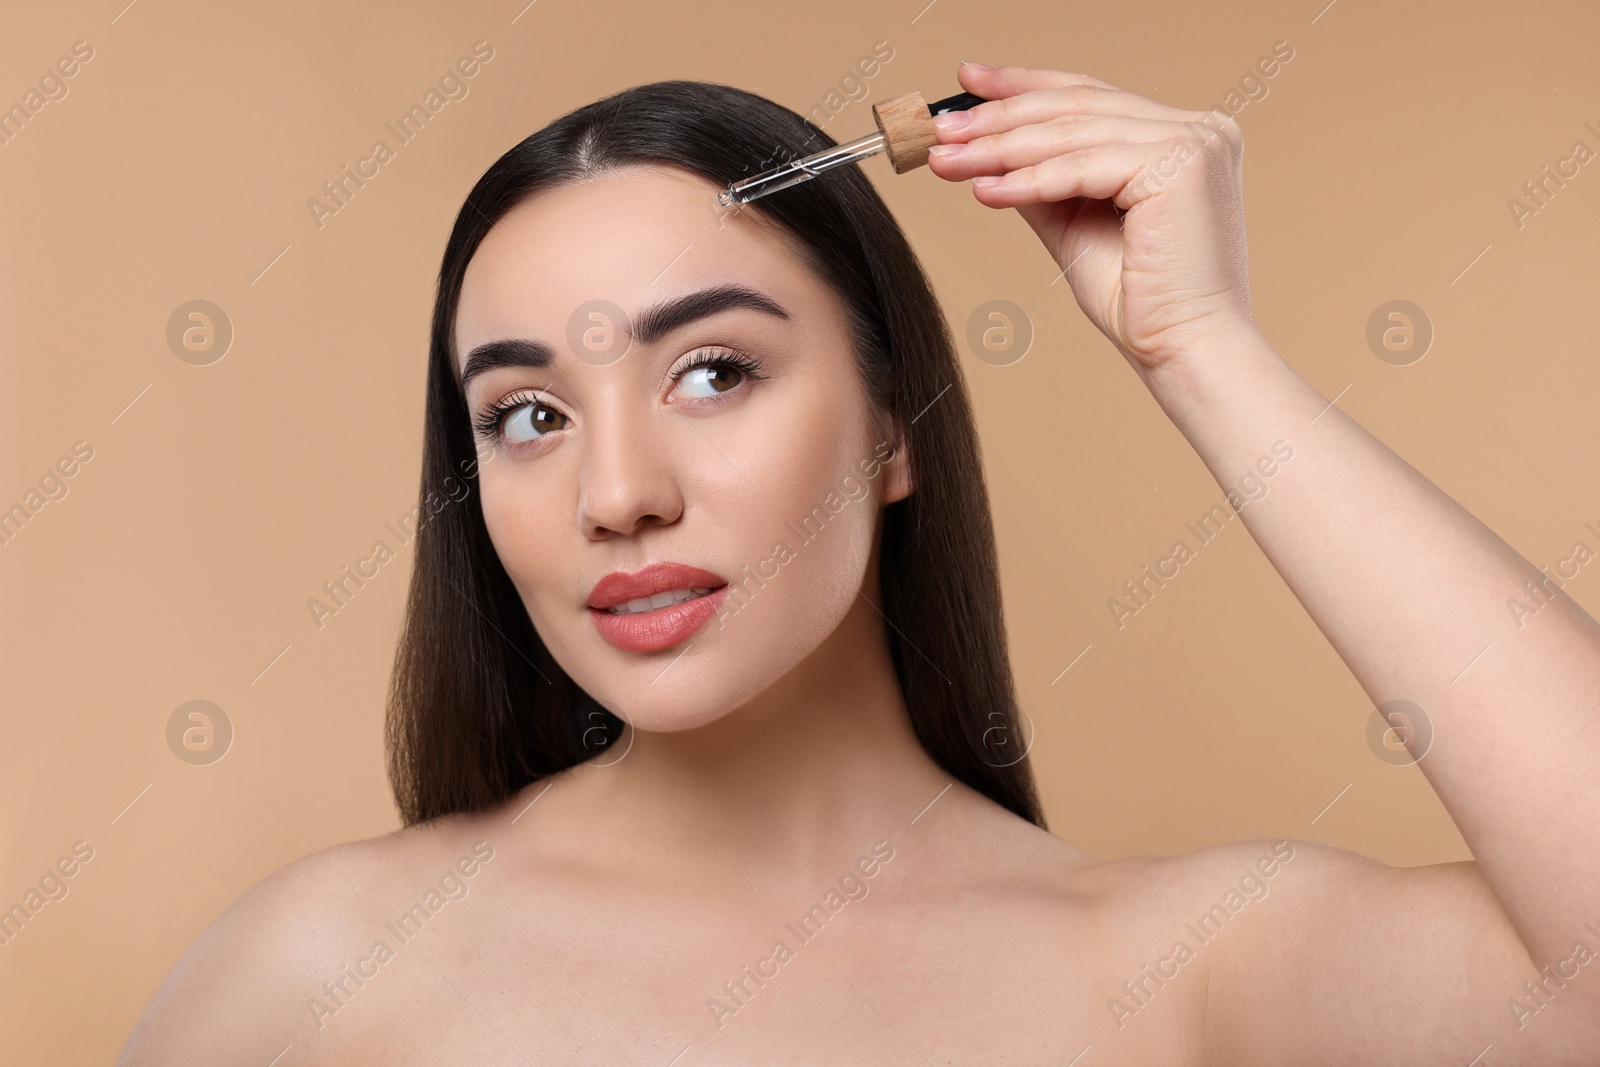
xmin=586 ymin=562 xmax=730 ymax=654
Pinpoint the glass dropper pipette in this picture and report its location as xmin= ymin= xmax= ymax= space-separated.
xmin=717 ymin=90 xmax=986 ymax=207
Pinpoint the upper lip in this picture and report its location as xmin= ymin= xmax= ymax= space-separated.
xmin=586 ymin=561 xmax=729 ymax=610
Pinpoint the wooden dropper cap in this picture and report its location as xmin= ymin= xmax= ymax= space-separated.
xmin=871 ymin=89 xmax=986 ymax=174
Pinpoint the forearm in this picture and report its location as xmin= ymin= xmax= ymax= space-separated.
xmin=1146 ymin=324 xmax=1600 ymax=966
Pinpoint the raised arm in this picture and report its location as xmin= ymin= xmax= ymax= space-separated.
xmin=927 ymin=61 xmax=1600 ymax=1063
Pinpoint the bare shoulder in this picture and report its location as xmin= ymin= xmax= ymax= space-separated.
xmin=123 ymin=817 xmax=484 ymax=1066
xmin=1154 ymin=834 xmax=1507 ymax=971
xmin=1027 ymin=836 xmax=1374 ymax=1050
xmin=1085 ymin=835 xmax=1413 ymax=968
xmin=1134 ymin=837 xmax=1561 ymax=1066
xmin=1067 ymin=833 xmax=1453 ymax=920
xmin=915 ymin=789 xmax=1356 ymax=938
xmin=1034 ymin=834 xmax=1316 ymax=962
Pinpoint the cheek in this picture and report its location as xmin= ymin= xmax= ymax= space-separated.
xmin=720 ymin=393 xmax=880 ymax=634
xmin=783 ymin=489 xmax=877 ymax=616
xmin=480 ymin=467 xmax=566 ymax=607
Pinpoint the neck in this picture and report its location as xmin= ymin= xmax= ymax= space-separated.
xmin=550 ymin=589 xmax=952 ymax=893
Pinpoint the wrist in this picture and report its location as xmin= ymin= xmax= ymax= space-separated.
xmin=1141 ymin=319 xmax=1285 ymax=417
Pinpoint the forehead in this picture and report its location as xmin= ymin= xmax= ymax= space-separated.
xmin=454 ymin=164 xmax=820 ymax=359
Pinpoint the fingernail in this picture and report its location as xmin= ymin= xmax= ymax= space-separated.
xmin=972 ymin=175 xmax=1003 ymax=189
xmin=960 ymin=60 xmax=994 ymax=70
xmin=927 ymin=142 xmax=964 ymax=158
xmin=932 ymin=111 xmax=971 ymax=131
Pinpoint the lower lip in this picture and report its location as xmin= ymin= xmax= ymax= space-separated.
xmin=588 ymin=586 xmax=731 ymax=653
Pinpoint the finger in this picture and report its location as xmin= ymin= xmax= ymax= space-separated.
xmin=956 ymin=62 xmax=1119 ymax=96
xmin=967 ymin=140 xmax=1197 ymax=210
xmin=928 ymin=114 xmax=1216 ymax=180
xmin=938 ymin=84 xmax=1216 ymax=145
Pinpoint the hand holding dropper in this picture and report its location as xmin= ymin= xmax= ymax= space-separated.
xmin=717 ymin=89 xmax=987 ymax=205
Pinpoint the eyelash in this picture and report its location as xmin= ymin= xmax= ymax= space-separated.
xmin=470 ymin=347 xmax=769 ymax=446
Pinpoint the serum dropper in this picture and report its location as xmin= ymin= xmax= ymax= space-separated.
xmin=717 ymin=89 xmax=986 ymax=206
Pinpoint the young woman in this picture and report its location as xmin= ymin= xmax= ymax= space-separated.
xmin=126 ymin=63 xmax=1600 ymax=1064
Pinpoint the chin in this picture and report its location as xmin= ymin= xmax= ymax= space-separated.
xmin=538 ymin=572 xmax=860 ymax=737
xmin=573 ymin=633 xmax=805 ymax=735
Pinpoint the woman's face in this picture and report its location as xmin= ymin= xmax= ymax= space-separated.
xmin=453 ymin=163 xmax=911 ymax=735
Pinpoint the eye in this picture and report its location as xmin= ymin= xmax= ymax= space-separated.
xmin=669 ymin=347 xmax=768 ymax=401
xmin=473 ymin=390 xmax=569 ymax=447
xmin=502 ymin=403 xmax=569 ymax=444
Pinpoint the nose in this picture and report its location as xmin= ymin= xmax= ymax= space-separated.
xmin=576 ymin=401 xmax=684 ymax=540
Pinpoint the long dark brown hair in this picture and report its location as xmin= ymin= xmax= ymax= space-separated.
xmin=386 ymin=79 xmax=1045 ymax=830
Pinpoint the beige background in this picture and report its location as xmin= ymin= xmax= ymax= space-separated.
xmin=4 ymin=0 xmax=1598 ymax=1059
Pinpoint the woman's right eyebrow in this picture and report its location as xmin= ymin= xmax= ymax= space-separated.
xmin=460 ymin=338 xmax=554 ymax=389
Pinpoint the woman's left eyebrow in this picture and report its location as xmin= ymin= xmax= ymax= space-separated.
xmin=459 ymin=284 xmax=790 ymax=389
xmin=631 ymin=283 xmax=790 ymax=345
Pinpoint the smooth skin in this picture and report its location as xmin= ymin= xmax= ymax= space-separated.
xmin=925 ymin=61 xmax=1600 ymax=1060
xmin=122 ymin=63 xmax=1600 ymax=1065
